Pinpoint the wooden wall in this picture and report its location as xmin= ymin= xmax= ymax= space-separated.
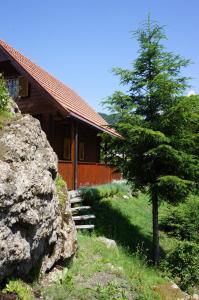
xmin=58 ymin=161 xmax=122 ymax=190
xmin=78 ymin=123 xmax=100 ymax=162
xmin=0 ymin=59 xmax=102 ymax=166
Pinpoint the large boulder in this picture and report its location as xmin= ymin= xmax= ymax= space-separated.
xmin=0 ymin=114 xmax=77 ymax=282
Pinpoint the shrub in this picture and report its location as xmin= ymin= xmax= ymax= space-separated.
xmin=93 ymin=281 xmax=130 ymax=300
xmin=80 ymin=182 xmax=130 ymax=204
xmin=0 ymin=74 xmax=11 ymax=112
xmin=3 ymin=279 xmax=34 ymax=300
xmin=161 ymin=241 xmax=199 ymax=290
xmin=55 ymin=174 xmax=68 ymax=210
xmin=160 ymin=194 xmax=199 ymax=242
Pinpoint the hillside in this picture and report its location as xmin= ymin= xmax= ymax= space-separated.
xmin=41 ymin=187 xmax=186 ymax=300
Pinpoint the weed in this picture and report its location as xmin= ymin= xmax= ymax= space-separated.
xmin=161 ymin=240 xmax=199 ymax=290
xmin=3 ymin=279 xmax=34 ymax=300
xmin=0 ymin=110 xmax=13 ymax=129
xmin=55 ymin=174 xmax=68 ymax=210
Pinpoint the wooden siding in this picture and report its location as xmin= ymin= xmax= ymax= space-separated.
xmin=0 ymin=58 xmax=121 ymax=190
xmin=0 ymin=59 xmax=59 ymax=115
xmin=58 ymin=161 xmax=74 ymax=190
xmin=78 ymin=125 xmax=100 ymax=162
xmin=58 ymin=161 xmax=122 ymax=190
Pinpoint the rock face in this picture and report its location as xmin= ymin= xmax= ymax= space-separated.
xmin=0 ymin=114 xmax=77 ymax=282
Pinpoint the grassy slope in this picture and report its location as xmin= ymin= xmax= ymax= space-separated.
xmin=43 ymin=192 xmax=171 ymax=300
xmin=92 ymin=193 xmax=177 ymax=258
xmin=44 ymin=233 xmax=164 ymax=300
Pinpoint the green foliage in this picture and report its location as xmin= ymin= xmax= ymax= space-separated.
xmin=80 ymin=182 xmax=130 ymax=204
xmin=89 ymin=191 xmax=154 ymax=258
xmin=99 ymin=112 xmax=120 ymax=125
xmin=156 ymin=176 xmax=193 ymax=204
xmin=0 ymin=75 xmax=13 ymax=128
xmin=102 ymin=17 xmax=197 ymax=199
xmin=93 ymin=281 xmax=130 ymax=300
xmin=3 ymin=279 xmax=34 ymax=300
xmin=43 ymin=191 xmax=170 ymax=299
xmin=43 ymin=232 xmax=164 ymax=300
xmin=160 ymin=195 xmax=199 ymax=242
xmin=0 ymin=74 xmax=11 ymax=112
xmin=55 ymin=174 xmax=67 ymax=210
xmin=42 ymin=269 xmax=75 ymax=300
xmin=0 ymin=110 xmax=13 ymax=129
xmin=161 ymin=241 xmax=199 ymax=290
xmin=102 ymin=16 xmax=199 ymax=262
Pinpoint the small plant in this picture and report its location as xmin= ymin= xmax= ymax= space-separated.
xmin=80 ymin=182 xmax=130 ymax=204
xmin=0 ymin=74 xmax=11 ymax=112
xmin=43 ymin=269 xmax=75 ymax=299
xmin=52 ymin=268 xmax=74 ymax=290
xmin=161 ymin=241 xmax=199 ymax=290
xmin=3 ymin=279 xmax=34 ymax=300
xmin=160 ymin=194 xmax=199 ymax=242
xmin=0 ymin=74 xmax=14 ymax=128
xmin=55 ymin=174 xmax=67 ymax=210
xmin=94 ymin=281 xmax=129 ymax=300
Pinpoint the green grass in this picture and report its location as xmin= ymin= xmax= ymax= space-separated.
xmin=80 ymin=182 xmax=130 ymax=203
xmin=2 ymin=183 xmax=178 ymax=299
xmin=85 ymin=191 xmax=177 ymax=260
xmin=43 ymin=233 xmax=164 ymax=299
xmin=3 ymin=279 xmax=34 ymax=300
xmin=43 ymin=187 xmax=173 ymax=300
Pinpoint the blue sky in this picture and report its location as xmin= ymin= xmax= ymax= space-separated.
xmin=0 ymin=0 xmax=199 ymax=112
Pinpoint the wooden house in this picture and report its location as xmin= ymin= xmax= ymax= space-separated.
xmin=0 ymin=40 xmax=121 ymax=190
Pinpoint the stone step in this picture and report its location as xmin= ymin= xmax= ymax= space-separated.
xmin=76 ymin=224 xmax=95 ymax=230
xmin=69 ymin=197 xmax=82 ymax=204
xmin=72 ymin=214 xmax=95 ymax=221
xmin=68 ymin=190 xmax=80 ymax=199
xmin=71 ymin=206 xmax=91 ymax=212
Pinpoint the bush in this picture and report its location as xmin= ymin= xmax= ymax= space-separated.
xmin=161 ymin=241 xmax=199 ymax=290
xmin=3 ymin=279 xmax=34 ymax=300
xmin=160 ymin=194 xmax=199 ymax=242
xmin=55 ymin=174 xmax=68 ymax=210
xmin=0 ymin=74 xmax=11 ymax=112
xmin=80 ymin=182 xmax=130 ymax=204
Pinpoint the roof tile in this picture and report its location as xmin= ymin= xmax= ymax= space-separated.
xmin=0 ymin=40 xmax=119 ymax=137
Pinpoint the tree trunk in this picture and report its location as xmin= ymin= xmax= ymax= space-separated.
xmin=152 ymin=191 xmax=159 ymax=265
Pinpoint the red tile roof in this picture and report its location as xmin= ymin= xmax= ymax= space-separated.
xmin=0 ymin=40 xmax=119 ymax=137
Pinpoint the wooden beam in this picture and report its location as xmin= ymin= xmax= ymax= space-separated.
xmin=71 ymin=121 xmax=75 ymax=190
xmin=71 ymin=121 xmax=78 ymax=190
xmin=74 ymin=124 xmax=78 ymax=189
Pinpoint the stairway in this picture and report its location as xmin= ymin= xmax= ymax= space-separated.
xmin=68 ymin=190 xmax=95 ymax=230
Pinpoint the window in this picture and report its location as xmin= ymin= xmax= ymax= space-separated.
xmin=79 ymin=142 xmax=85 ymax=161
xmin=6 ymin=76 xmax=29 ymax=99
xmin=63 ymin=137 xmax=71 ymax=160
xmin=7 ymin=78 xmax=19 ymax=99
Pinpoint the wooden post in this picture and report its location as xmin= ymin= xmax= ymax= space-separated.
xmin=71 ymin=121 xmax=78 ymax=190
xmin=48 ymin=114 xmax=55 ymax=147
xmin=74 ymin=124 xmax=78 ymax=190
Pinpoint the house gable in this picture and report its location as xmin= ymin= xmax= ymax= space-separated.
xmin=0 ymin=40 xmax=119 ymax=137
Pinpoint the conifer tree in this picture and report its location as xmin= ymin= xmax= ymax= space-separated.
xmin=103 ymin=18 xmax=199 ymax=264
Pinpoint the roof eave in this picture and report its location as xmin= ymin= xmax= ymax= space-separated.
xmin=69 ymin=111 xmax=120 ymax=137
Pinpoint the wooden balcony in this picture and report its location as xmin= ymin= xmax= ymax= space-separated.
xmin=58 ymin=161 xmax=121 ymax=190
